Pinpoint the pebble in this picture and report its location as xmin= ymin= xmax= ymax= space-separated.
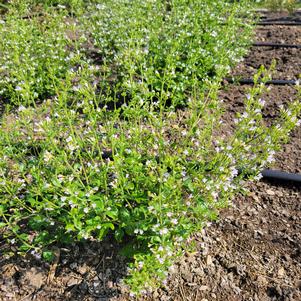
xmin=66 ymin=276 xmax=81 ymax=287
xmin=278 ymin=267 xmax=285 ymax=278
xmin=200 ymin=285 xmax=209 ymax=291
xmin=206 ymin=255 xmax=213 ymax=265
xmin=266 ymin=189 xmax=275 ymax=196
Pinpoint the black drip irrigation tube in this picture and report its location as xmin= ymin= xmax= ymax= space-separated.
xmin=258 ymin=21 xmax=301 ymax=26
xmin=252 ymin=42 xmax=301 ymax=49
xmin=224 ymin=78 xmax=298 ymax=86
xmin=261 ymin=169 xmax=301 ymax=183
xmin=253 ymin=9 xmax=301 ymax=13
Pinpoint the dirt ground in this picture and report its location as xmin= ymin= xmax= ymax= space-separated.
xmin=0 ymin=11 xmax=301 ymax=301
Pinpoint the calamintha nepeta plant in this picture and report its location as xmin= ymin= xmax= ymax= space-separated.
xmin=0 ymin=0 xmax=300 ymax=296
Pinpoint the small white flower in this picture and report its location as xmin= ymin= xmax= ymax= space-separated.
xmin=18 ymin=105 xmax=26 ymax=112
xmin=258 ymin=98 xmax=265 ymax=106
xmin=66 ymin=136 xmax=73 ymax=143
xmin=163 ymin=172 xmax=170 ymax=178
xmin=160 ymin=228 xmax=168 ymax=235
xmin=45 ymin=116 xmax=51 ymax=123
xmin=166 ymin=212 xmax=173 ymax=217
xmin=83 ymin=207 xmax=89 ymax=214
xmin=171 ymin=218 xmax=178 ymax=225
xmin=211 ymin=191 xmax=218 ymax=199
xmin=44 ymin=151 xmax=53 ymax=163
xmin=138 ymin=261 xmax=144 ymax=269
xmin=183 ymin=149 xmax=189 ymax=155
xmin=158 ymin=246 xmax=164 ymax=252
xmin=254 ymin=173 xmax=263 ymax=181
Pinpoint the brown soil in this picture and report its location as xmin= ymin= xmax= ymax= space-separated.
xmin=1 ymin=11 xmax=301 ymax=301
xmin=232 ymin=22 xmax=301 ymax=80
xmin=232 ymin=45 xmax=301 ymax=80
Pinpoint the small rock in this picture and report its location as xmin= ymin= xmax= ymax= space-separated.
xmin=295 ymin=279 xmax=301 ymax=289
xmin=278 ymin=267 xmax=285 ymax=278
xmin=77 ymin=264 xmax=88 ymax=275
xmin=5 ymin=292 xmax=16 ymax=298
xmin=182 ymin=270 xmax=193 ymax=282
xmin=24 ymin=268 xmax=44 ymax=289
xmin=266 ymin=189 xmax=275 ymax=196
xmin=200 ymin=285 xmax=209 ymax=291
xmin=70 ymin=262 xmax=78 ymax=269
xmin=206 ymin=255 xmax=213 ymax=265
xmin=153 ymin=290 xmax=159 ymax=298
xmin=107 ymin=280 xmax=114 ymax=288
xmin=66 ymin=276 xmax=81 ymax=287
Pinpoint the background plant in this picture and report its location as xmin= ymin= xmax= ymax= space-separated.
xmin=255 ymin=0 xmax=299 ymax=12
xmin=0 ymin=1 xmax=84 ymax=106
xmin=85 ymin=0 xmax=255 ymax=108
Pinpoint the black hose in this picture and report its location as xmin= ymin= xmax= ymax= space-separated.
xmin=253 ymin=42 xmax=301 ymax=49
xmin=258 ymin=21 xmax=301 ymax=26
xmin=261 ymin=169 xmax=301 ymax=183
xmin=224 ymin=78 xmax=298 ymax=86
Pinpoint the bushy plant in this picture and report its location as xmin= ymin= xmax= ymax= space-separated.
xmin=0 ymin=0 xmax=300 ymax=296
xmin=0 ymin=1 xmax=83 ymax=106
xmin=256 ymin=0 xmax=299 ymax=13
xmin=86 ymin=0 xmax=254 ymax=108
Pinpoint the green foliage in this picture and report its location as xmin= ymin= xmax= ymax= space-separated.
xmin=0 ymin=2 xmax=83 ymax=105
xmin=256 ymin=0 xmax=299 ymax=12
xmin=0 ymin=0 xmax=300 ymax=296
xmin=86 ymin=0 xmax=254 ymax=108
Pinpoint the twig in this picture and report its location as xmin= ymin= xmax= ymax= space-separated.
xmin=46 ymin=247 xmax=60 ymax=284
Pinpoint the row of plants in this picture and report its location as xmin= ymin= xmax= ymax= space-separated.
xmin=0 ymin=0 xmax=300 ymax=295
xmin=254 ymin=0 xmax=301 ymax=13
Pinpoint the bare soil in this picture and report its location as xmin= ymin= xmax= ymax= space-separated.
xmin=0 ymin=11 xmax=301 ymax=301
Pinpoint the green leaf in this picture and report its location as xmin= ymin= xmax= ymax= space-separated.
xmin=114 ymin=228 xmax=124 ymax=242
xmin=42 ymin=250 xmax=55 ymax=262
xmin=103 ymin=222 xmax=115 ymax=230
xmin=106 ymin=210 xmax=118 ymax=220
xmin=0 ymin=205 xmax=4 ymax=215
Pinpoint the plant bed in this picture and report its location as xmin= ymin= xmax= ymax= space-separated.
xmin=0 ymin=2 xmax=300 ymax=299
